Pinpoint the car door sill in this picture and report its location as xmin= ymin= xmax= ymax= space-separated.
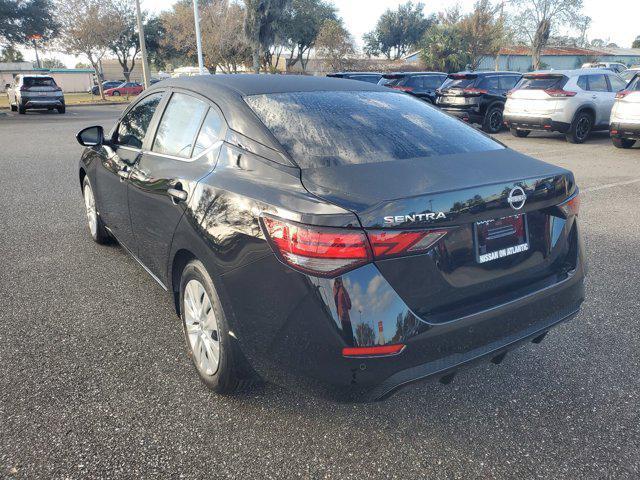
xmin=104 ymin=226 xmax=168 ymax=291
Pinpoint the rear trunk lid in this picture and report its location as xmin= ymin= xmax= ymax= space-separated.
xmin=506 ymin=74 xmax=569 ymax=115
xmin=301 ymin=149 xmax=578 ymax=323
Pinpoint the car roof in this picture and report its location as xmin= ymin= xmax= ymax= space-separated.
xmin=449 ymin=71 xmax=520 ymax=76
xmin=528 ymin=68 xmax=615 ymax=76
xmin=382 ymin=71 xmax=446 ymax=77
xmin=329 ymin=72 xmax=382 ymax=76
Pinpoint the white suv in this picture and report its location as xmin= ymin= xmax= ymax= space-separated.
xmin=610 ymin=73 xmax=640 ymax=149
xmin=5 ymin=74 xmax=66 ymax=114
xmin=504 ymin=69 xmax=627 ymax=143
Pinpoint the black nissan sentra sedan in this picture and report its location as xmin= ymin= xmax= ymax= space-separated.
xmin=76 ymin=75 xmax=585 ymax=401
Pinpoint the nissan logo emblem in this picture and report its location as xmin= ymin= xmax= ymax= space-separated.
xmin=507 ymin=186 xmax=527 ymax=210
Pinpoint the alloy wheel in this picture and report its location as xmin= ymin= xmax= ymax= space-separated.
xmin=83 ymin=183 xmax=98 ymax=237
xmin=576 ymin=116 xmax=591 ymax=140
xmin=489 ymin=110 xmax=502 ymax=132
xmin=184 ymin=279 xmax=220 ymax=376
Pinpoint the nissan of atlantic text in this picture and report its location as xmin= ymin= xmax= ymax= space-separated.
xmin=75 ymin=75 xmax=585 ymax=401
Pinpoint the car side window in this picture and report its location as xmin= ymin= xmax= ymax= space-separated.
xmin=422 ymin=76 xmax=443 ymax=89
xmin=499 ymin=76 xmax=520 ymax=90
xmin=480 ymin=76 xmax=500 ymax=91
xmin=405 ymin=76 xmax=423 ymax=89
xmin=588 ymin=74 xmax=609 ymax=92
xmin=152 ymin=92 xmax=209 ymax=158
xmin=577 ymin=76 xmax=588 ymax=90
xmin=192 ymin=108 xmax=225 ymax=157
xmin=116 ymin=92 xmax=163 ymax=149
xmin=608 ymin=75 xmax=627 ymax=92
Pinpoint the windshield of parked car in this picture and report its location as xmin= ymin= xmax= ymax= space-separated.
xmin=377 ymin=75 xmax=405 ymax=87
xmin=245 ymin=90 xmax=503 ymax=169
xmin=515 ymin=75 xmax=567 ymax=90
xmin=23 ymin=77 xmax=56 ymax=88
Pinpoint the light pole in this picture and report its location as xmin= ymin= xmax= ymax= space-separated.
xmin=134 ymin=0 xmax=151 ymax=89
xmin=193 ymin=0 xmax=205 ymax=75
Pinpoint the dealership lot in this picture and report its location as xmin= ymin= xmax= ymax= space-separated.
xmin=1 ymin=106 xmax=639 ymax=479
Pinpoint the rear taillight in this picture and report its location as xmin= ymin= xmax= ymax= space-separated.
xmin=342 ymin=344 xmax=405 ymax=357
xmin=260 ymin=215 xmax=448 ymax=277
xmin=559 ymin=193 xmax=580 ymax=217
xmin=463 ymin=87 xmax=488 ymax=95
xmin=544 ymin=89 xmax=577 ymax=98
xmin=391 ymin=86 xmax=413 ymax=92
xmin=616 ymin=90 xmax=631 ymax=99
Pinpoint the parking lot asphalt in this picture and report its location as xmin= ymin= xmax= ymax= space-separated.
xmin=1 ymin=105 xmax=639 ymax=479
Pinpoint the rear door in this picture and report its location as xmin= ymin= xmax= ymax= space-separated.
xmin=586 ymin=74 xmax=613 ymax=125
xmin=127 ymin=90 xmax=226 ymax=281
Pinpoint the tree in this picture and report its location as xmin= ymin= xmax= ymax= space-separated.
xmin=509 ymin=0 xmax=584 ymax=70
xmin=201 ymin=1 xmax=251 ymax=73
xmin=42 ymin=57 xmax=66 ymax=68
xmin=105 ymin=0 xmax=142 ymax=81
xmin=243 ymin=0 xmax=290 ymax=73
xmin=315 ymin=18 xmax=355 ymax=71
xmin=56 ymin=0 xmax=115 ymax=99
xmin=281 ymin=0 xmax=337 ymax=71
xmin=75 ymin=61 xmax=91 ymax=69
xmin=590 ymin=38 xmax=605 ymax=48
xmin=0 ymin=0 xmax=59 ymax=46
xmin=420 ymin=22 xmax=472 ymax=72
xmin=633 ymin=36 xmax=640 ymax=49
xmin=364 ymin=2 xmax=434 ymax=60
xmin=0 ymin=45 xmax=24 ymax=62
xmin=158 ymin=0 xmax=198 ymax=69
xmin=458 ymin=0 xmax=507 ymax=70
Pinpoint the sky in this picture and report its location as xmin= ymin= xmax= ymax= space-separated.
xmin=20 ymin=0 xmax=640 ymax=67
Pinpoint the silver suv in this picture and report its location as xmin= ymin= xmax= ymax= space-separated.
xmin=610 ymin=73 xmax=640 ymax=149
xmin=504 ymin=69 xmax=627 ymax=143
xmin=5 ymin=74 xmax=66 ymax=114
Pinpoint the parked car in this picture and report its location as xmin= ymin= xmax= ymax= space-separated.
xmin=581 ymin=62 xmax=627 ymax=74
xmin=104 ymin=82 xmax=143 ymax=96
xmin=377 ymin=72 xmax=447 ymax=104
xmin=504 ymin=69 xmax=628 ymax=143
xmin=326 ymin=72 xmax=383 ymax=84
xmin=75 ymin=75 xmax=585 ymax=401
xmin=610 ymin=73 xmax=640 ymax=148
xmin=435 ymin=71 xmax=522 ymax=133
xmin=90 ymin=81 xmax=123 ymax=96
xmin=620 ymin=68 xmax=640 ymax=83
xmin=5 ymin=74 xmax=65 ymax=114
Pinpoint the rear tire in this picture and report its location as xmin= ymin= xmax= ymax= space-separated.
xmin=566 ymin=111 xmax=593 ymax=144
xmin=82 ymin=177 xmax=110 ymax=244
xmin=57 ymin=106 xmax=66 ymax=114
xmin=612 ymin=137 xmax=636 ymax=149
xmin=113 ymin=91 xmax=120 ymax=96
xmin=180 ymin=260 xmax=253 ymax=394
xmin=18 ymin=104 xmax=25 ymax=114
xmin=10 ymin=102 xmax=17 ymax=112
xmin=510 ymin=128 xmax=531 ymax=138
xmin=482 ymin=105 xmax=504 ymax=134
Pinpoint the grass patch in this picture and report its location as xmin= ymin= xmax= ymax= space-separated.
xmin=0 ymin=92 xmax=132 ymax=109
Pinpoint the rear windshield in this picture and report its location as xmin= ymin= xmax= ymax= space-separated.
xmin=516 ymin=75 xmax=567 ymax=90
xmin=629 ymin=76 xmax=640 ymax=90
xmin=377 ymin=75 xmax=404 ymax=87
xmin=245 ymin=91 xmax=502 ymax=169
xmin=23 ymin=77 xmax=56 ymax=87
xmin=441 ymin=76 xmax=477 ymax=89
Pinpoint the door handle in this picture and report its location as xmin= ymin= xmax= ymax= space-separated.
xmin=168 ymin=187 xmax=188 ymax=203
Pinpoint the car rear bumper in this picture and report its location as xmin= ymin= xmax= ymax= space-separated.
xmin=439 ymin=106 xmax=483 ymax=124
xmin=22 ymin=97 xmax=64 ymax=109
xmin=610 ymin=122 xmax=640 ymax=139
xmin=504 ymin=115 xmax=570 ymax=133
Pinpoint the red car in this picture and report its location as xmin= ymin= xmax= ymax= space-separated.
xmin=104 ymin=82 xmax=143 ymax=96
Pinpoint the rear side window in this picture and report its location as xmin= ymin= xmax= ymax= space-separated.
xmin=116 ymin=92 xmax=163 ymax=149
xmin=588 ymin=74 xmax=609 ymax=92
xmin=629 ymin=76 xmax=640 ymax=90
xmin=23 ymin=77 xmax=56 ymax=87
xmin=608 ymin=75 xmax=627 ymax=92
xmin=245 ymin=91 xmax=502 ymax=169
xmin=577 ymin=76 xmax=588 ymax=90
xmin=516 ymin=75 xmax=567 ymax=90
xmin=499 ymin=76 xmax=520 ymax=90
xmin=378 ymin=75 xmax=404 ymax=87
xmin=152 ymin=93 xmax=208 ymax=158
xmin=441 ymin=75 xmax=477 ymax=89
xmin=192 ymin=108 xmax=225 ymax=157
xmin=479 ymin=76 xmax=500 ymax=90
xmin=423 ymin=76 xmax=446 ymax=89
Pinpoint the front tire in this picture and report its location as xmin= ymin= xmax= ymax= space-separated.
xmin=57 ymin=106 xmax=66 ymax=114
xmin=510 ymin=128 xmax=531 ymax=138
xmin=10 ymin=102 xmax=17 ymax=112
xmin=566 ymin=111 xmax=593 ymax=144
xmin=112 ymin=91 xmax=120 ymax=96
xmin=180 ymin=260 xmax=251 ymax=394
xmin=612 ymin=137 xmax=636 ymax=149
xmin=18 ymin=104 xmax=25 ymax=114
xmin=82 ymin=177 xmax=110 ymax=244
xmin=482 ymin=105 xmax=504 ymax=133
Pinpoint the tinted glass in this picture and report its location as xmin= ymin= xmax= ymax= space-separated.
xmin=479 ymin=76 xmax=500 ymax=90
xmin=405 ymin=76 xmax=424 ymax=88
xmin=351 ymin=75 xmax=381 ymax=84
xmin=116 ymin=92 xmax=163 ymax=148
xmin=628 ymin=76 xmax=640 ymax=90
xmin=608 ymin=75 xmax=627 ymax=92
xmin=441 ymin=76 xmax=476 ymax=89
xmin=516 ymin=75 xmax=567 ymax=90
xmin=620 ymin=70 xmax=638 ymax=82
xmin=577 ymin=76 xmax=588 ymax=90
xmin=423 ymin=75 xmax=445 ymax=89
xmin=23 ymin=77 xmax=56 ymax=87
xmin=588 ymin=74 xmax=608 ymax=92
xmin=153 ymin=93 xmax=208 ymax=157
xmin=499 ymin=76 xmax=520 ymax=90
xmin=245 ymin=91 xmax=502 ymax=169
xmin=378 ymin=76 xmax=404 ymax=87
xmin=192 ymin=108 xmax=225 ymax=157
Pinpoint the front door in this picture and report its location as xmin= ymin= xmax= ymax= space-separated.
xmin=128 ymin=91 xmax=226 ymax=282
xmin=94 ymin=91 xmax=164 ymax=251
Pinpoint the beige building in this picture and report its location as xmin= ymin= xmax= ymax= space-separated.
xmin=99 ymin=58 xmax=159 ymax=82
xmin=1 ymin=63 xmax=94 ymax=93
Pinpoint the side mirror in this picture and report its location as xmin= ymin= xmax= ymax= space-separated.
xmin=76 ymin=125 xmax=105 ymax=147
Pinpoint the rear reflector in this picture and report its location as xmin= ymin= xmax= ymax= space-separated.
xmin=559 ymin=193 xmax=580 ymax=217
xmin=342 ymin=344 xmax=405 ymax=357
xmin=261 ymin=215 xmax=448 ymax=277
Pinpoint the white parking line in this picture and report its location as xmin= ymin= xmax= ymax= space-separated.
xmin=583 ymin=178 xmax=640 ymax=193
